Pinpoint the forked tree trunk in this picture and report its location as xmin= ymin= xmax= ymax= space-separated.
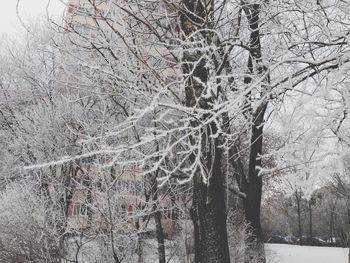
xmin=180 ymin=0 xmax=230 ymax=262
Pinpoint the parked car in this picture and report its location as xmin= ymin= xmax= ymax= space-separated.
xmin=267 ymin=234 xmax=289 ymax=244
xmin=296 ymin=236 xmax=327 ymax=246
xmin=306 ymin=237 xmax=327 ymax=246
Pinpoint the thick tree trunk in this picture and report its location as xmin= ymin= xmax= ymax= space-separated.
xmin=242 ymin=108 xmax=266 ymax=262
xmin=180 ymin=1 xmax=230 ymax=262
xmin=241 ymin=3 xmax=268 ymax=261
xmin=191 ymin=138 xmax=230 ymax=263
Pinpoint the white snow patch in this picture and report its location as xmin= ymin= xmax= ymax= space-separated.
xmin=266 ymin=244 xmax=348 ymax=263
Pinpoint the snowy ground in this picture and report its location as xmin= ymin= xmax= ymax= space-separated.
xmin=266 ymin=244 xmax=348 ymax=263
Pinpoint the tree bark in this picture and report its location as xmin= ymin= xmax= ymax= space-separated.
xmin=151 ymin=173 xmax=166 ymax=263
xmin=330 ymin=210 xmax=334 ymax=246
xmin=155 ymin=210 xmax=166 ymax=263
xmin=242 ymin=107 xmax=266 ymax=262
xmin=295 ymin=189 xmax=303 ymax=246
xmin=309 ymin=200 xmax=313 ymax=244
xmin=180 ymin=1 xmax=230 ymax=262
xmin=190 ymin=137 xmax=230 ymax=263
xmin=241 ymin=3 xmax=268 ymax=262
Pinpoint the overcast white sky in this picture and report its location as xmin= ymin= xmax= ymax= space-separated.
xmin=0 ymin=0 xmax=66 ymax=35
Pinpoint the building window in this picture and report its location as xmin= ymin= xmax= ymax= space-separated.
xmin=68 ymin=4 xmax=75 ymax=13
xmin=72 ymin=24 xmax=92 ymax=35
xmin=73 ymin=203 xmax=88 ymax=217
xmin=74 ymin=6 xmax=94 ymax=16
